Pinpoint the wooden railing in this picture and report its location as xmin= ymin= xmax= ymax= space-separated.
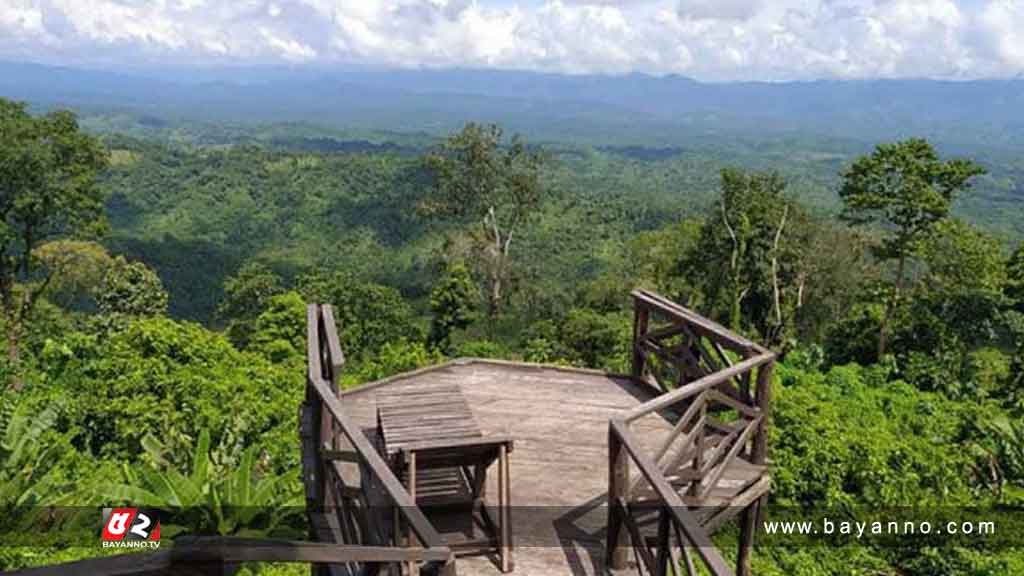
xmin=607 ymin=290 xmax=776 ymax=576
xmin=303 ymin=304 xmax=455 ymax=576
xmin=6 ymin=537 xmax=453 ymax=576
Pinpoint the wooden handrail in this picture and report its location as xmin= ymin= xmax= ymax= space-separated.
xmin=320 ymin=304 xmax=345 ymax=378
xmin=6 ymin=537 xmax=453 ymax=576
xmin=610 ymin=419 xmax=735 ymax=576
xmin=632 ymin=289 xmax=765 ymax=355
xmin=617 ymin=290 xmax=774 ymax=575
xmin=623 ymin=351 xmax=774 ymax=423
xmin=304 ymin=303 xmax=454 ymax=576
xmin=308 ymin=372 xmax=446 ymax=549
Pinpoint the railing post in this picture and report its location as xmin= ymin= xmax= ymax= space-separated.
xmin=632 ymin=300 xmax=650 ymax=382
xmin=607 ymin=422 xmax=630 ymax=570
xmin=737 ymin=359 xmax=773 ymax=576
xmin=752 ymin=360 xmax=774 ymax=465
xmin=688 ymin=401 xmax=706 ymax=497
xmin=654 ymin=507 xmax=671 ymax=576
xmin=737 ymin=496 xmax=760 ymax=576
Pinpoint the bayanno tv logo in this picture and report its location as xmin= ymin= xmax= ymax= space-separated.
xmin=101 ymin=508 xmax=161 ymax=549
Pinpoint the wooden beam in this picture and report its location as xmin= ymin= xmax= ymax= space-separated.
xmin=699 ymin=416 xmax=761 ymax=500
xmin=320 ymin=304 xmax=346 ymax=387
xmin=623 ymin=352 xmax=774 ymax=423
xmin=607 ymin=425 xmax=630 ymax=570
xmin=6 ymin=538 xmax=453 ymax=576
xmin=632 ymin=303 xmax=651 ymax=382
xmin=307 ymin=304 xmax=324 ymax=383
xmin=752 ymin=362 xmax=774 ymax=465
xmin=610 ymin=420 xmax=735 ymax=576
xmin=631 ymin=290 xmax=759 ymax=355
xmin=308 ymin=375 xmax=447 ymax=549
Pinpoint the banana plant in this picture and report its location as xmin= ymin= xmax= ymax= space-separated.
xmin=0 ymin=399 xmax=65 ymax=509
xmin=990 ymin=417 xmax=1024 ymax=501
xmin=102 ymin=429 xmax=303 ymax=537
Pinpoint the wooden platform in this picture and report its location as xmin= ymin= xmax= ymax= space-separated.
xmin=340 ymin=359 xmax=769 ymax=576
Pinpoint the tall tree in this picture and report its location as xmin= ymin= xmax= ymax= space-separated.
xmin=0 ymin=99 xmax=108 ymax=373
xmin=428 ymin=261 xmax=478 ymax=353
xmin=423 ymin=123 xmax=547 ymax=317
xmin=217 ymin=262 xmax=284 ymax=349
xmin=95 ymin=257 xmax=169 ymax=318
xmin=693 ymin=168 xmax=808 ymax=347
xmin=838 ymin=138 xmax=985 ymax=358
xmin=298 ymin=271 xmax=421 ymax=360
xmin=1008 ymin=244 xmax=1024 ymax=313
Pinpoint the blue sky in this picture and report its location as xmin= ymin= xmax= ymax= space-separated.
xmin=1 ymin=0 xmax=1021 ymax=81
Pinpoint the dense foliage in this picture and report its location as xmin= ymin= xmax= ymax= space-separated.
xmin=1 ymin=98 xmax=1022 ymax=575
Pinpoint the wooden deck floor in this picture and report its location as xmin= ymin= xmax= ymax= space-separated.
xmin=340 ymin=359 xmax=679 ymax=576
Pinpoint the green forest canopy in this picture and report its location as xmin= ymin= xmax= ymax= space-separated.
xmin=1 ymin=100 xmax=1023 ymax=575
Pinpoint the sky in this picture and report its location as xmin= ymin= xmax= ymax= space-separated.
xmin=0 ymin=0 xmax=1022 ymax=81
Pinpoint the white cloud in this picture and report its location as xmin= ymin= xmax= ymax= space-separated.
xmin=677 ymin=0 xmax=761 ymax=21
xmin=259 ymin=26 xmax=316 ymax=61
xmin=979 ymin=0 xmax=1024 ymax=68
xmin=0 ymin=0 xmax=1020 ymax=80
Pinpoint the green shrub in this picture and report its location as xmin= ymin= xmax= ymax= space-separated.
xmin=39 ymin=317 xmax=302 ymax=473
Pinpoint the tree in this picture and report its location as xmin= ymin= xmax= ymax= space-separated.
xmin=428 ymin=261 xmax=478 ymax=353
xmin=248 ymin=291 xmax=307 ymax=363
xmin=890 ymin=220 xmax=1009 ymax=393
xmin=298 ymin=271 xmax=421 ymax=360
xmin=559 ymin=308 xmax=629 ymax=370
xmin=423 ymin=123 xmax=547 ymax=317
xmin=839 ymin=138 xmax=985 ymax=358
xmin=692 ymin=168 xmax=809 ymax=347
xmin=95 ymin=257 xmax=169 ymax=318
xmin=1008 ymin=244 xmax=1024 ymax=313
xmin=31 ymin=240 xmax=115 ymax=310
xmin=0 ymin=100 xmax=108 ymax=371
xmin=627 ymin=218 xmax=704 ymax=305
xmin=217 ymin=262 xmax=284 ymax=349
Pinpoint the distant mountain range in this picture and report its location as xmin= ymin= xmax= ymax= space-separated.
xmin=3 ymin=61 xmax=1024 ymax=150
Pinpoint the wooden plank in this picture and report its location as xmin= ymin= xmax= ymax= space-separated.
xmin=399 ymin=435 xmax=513 ymax=454
xmin=385 ymin=416 xmax=479 ymax=430
xmin=385 ymin=431 xmax=483 ymax=445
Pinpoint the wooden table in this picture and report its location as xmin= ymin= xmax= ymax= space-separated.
xmin=377 ymin=383 xmax=514 ymax=573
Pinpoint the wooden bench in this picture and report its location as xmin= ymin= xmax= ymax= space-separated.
xmin=377 ymin=383 xmax=514 ymax=573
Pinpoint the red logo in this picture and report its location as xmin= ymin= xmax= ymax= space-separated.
xmin=102 ymin=508 xmax=161 ymax=548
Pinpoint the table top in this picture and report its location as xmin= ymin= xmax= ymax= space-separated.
xmin=376 ymin=383 xmax=484 ymax=457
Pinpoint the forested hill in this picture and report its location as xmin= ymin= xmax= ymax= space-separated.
xmin=3 ymin=70 xmax=1024 ymax=574
xmin=96 ymin=127 xmax=1023 ymax=323
xmin=5 ymin=61 xmax=1024 ymax=150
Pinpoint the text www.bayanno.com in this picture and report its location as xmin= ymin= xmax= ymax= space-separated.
xmin=763 ymin=517 xmax=996 ymax=539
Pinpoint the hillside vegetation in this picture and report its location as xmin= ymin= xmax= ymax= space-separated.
xmin=0 ymin=98 xmax=1023 ymax=575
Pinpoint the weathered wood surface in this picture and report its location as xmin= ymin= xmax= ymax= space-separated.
xmin=377 ymin=383 xmax=483 ymax=457
xmin=342 ymin=360 xmax=687 ymax=576
xmin=379 ymin=382 xmax=515 ymax=571
xmin=622 ymin=290 xmax=775 ymax=576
